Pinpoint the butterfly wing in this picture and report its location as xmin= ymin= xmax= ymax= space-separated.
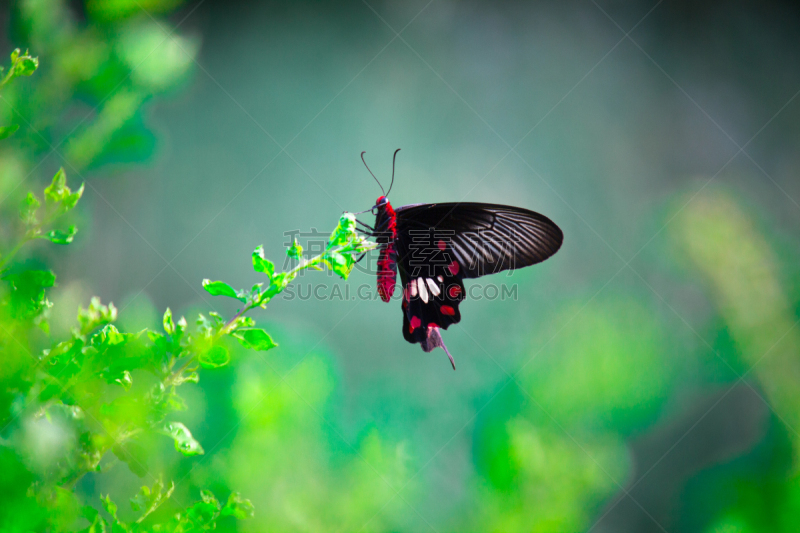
xmin=398 ymin=262 xmax=465 ymax=342
xmin=393 ymin=202 xmax=562 ymax=351
xmin=394 ymin=202 xmax=563 ymax=279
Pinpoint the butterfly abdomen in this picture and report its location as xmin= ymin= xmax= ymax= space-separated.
xmin=376 ymin=198 xmax=397 ymax=302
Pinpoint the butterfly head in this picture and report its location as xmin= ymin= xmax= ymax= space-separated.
xmin=372 ymin=195 xmax=393 ymax=218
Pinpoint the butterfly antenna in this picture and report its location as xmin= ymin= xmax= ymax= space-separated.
xmin=361 ymin=151 xmax=385 ymax=195
xmin=386 ymin=148 xmax=401 ymax=197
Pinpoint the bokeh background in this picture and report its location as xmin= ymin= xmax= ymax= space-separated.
xmin=2 ymin=0 xmax=800 ymax=531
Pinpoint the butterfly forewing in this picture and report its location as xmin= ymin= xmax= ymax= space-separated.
xmin=394 ymin=203 xmax=563 ymax=279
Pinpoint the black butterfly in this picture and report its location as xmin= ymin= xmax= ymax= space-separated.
xmin=355 ymin=150 xmax=563 ymax=370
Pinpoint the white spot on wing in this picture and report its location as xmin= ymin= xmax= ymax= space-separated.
xmin=426 ymin=278 xmax=440 ymax=297
xmin=417 ymin=277 xmax=428 ymax=303
xmin=410 ymin=281 xmax=417 ymax=298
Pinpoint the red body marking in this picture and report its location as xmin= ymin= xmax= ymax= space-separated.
xmin=376 ymin=196 xmax=397 ymax=302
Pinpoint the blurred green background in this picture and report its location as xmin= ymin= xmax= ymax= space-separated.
xmin=2 ymin=0 xmax=800 ymax=531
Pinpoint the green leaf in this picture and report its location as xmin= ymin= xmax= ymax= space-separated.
xmin=198 ymin=345 xmax=230 ymax=368
xmin=185 ymin=499 xmax=220 ymax=527
xmin=196 ymin=313 xmax=213 ymax=337
xmin=176 ymin=316 xmax=187 ymax=335
xmin=4 ymin=268 xmax=55 ymax=288
xmin=130 ymin=477 xmax=174 ymax=523
xmin=20 ymin=191 xmax=40 ymax=225
xmin=100 ymin=492 xmax=130 ymax=532
xmin=101 ymin=494 xmax=118 ymax=520
xmin=80 ymin=505 xmax=105 ymax=533
xmin=115 ymin=370 xmax=132 ymax=390
xmin=252 ymin=245 xmax=274 ymax=278
xmin=324 ymin=250 xmax=355 ymax=279
xmin=160 ymin=422 xmax=204 ymax=456
xmin=172 ymin=371 xmax=199 ymax=386
xmin=232 ymin=328 xmax=277 ymax=351
xmin=63 ymin=183 xmax=84 ymax=211
xmin=200 ymin=489 xmax=219 ymax=507
xmin=15 ymin=55 xmax=38 ymax=76
xmin=44 ymin=168 xmax=68 ymax=204
xmin=78 ymin=297 xmax=118 ymax=335
xmin=287 ymin=238 xmax=303 ymax=259
xmin=45 ymin=225 xmax=77 ymax=244
xmin=42 ymin=168 xmax=82 ymax=213
xmin=163 ymin=307 xmax=175 ymax=335
xmin=221 ymin=492 xmax=255 ymax=519
xmin=3 ymin=269 xmax=56 ymax=320
xmin=328 ymin=212 xmax=358 ymax=247
xmin=92 ymin=324 xmax=126 ymax=347
xmin=0 ymin=124 xmax=19 ymax=139
xmin=202 ymin=279 xmax=246 ymax=302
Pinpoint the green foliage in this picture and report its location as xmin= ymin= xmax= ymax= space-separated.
xmin=287 ymin=238 xmax=303 ymax=259
xmin=88 ymin=478 xmax=252 ymax=532
xmin=0 ymin=0 xmax=199 ymax=224
xmin=228 ymin=351 xmax=413 ymax=531
xmin=469 ymin=298 xmax=665 ymax=531
xmin=0 ymin=123 xmax=20 ymax=139
xmin=0 ymin=48 xmax=39 ymax=91
xmin=3 ymin=5 xmax=797 ymax=529
xmin=0 ymin=52 xmax=378 ymax=530
xmin=0 ymin=163 xmax=378 ymax=532
xmin=232 ymin=328 xmax=277 ymax=351
xmin=201 ymin=279 xmax=245 ymax=302
xmin=160 ymin=422 xmax=204 ymax=456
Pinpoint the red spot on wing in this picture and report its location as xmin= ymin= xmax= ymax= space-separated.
xmin=428 ymin=323 xmax=439 ymax=329
xmin=448 ymin=261 xmax=460 ymax=275
xmin=437 ymin=240 xmax=446 ymax=251
xmin=441 ymin=305 xmax=455 ymax=316
xmin=448 ymin=285 xmax=461 ymax=299
xmin=410 ymin=316 xmax=421 ymax=331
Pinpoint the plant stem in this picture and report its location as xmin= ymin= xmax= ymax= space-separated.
xmin=0 ymin=236 xmax=32 ymax=270
xmin=0 ymin=208 xmax=62 ymax=271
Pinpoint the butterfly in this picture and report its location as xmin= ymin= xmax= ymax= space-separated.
xmin=355 ymin=150 xmax=563 ymax=370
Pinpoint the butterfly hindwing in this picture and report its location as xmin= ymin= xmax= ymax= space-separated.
xmin=400 ymin=267 xmax=465 ymax=345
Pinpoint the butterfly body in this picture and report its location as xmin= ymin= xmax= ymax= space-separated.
xmin=374 ymin=195 xmax=397 ymax=303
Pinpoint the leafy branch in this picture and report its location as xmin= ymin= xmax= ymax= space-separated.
xmin=0 ymin=168 xmax=83 ymax=272
xmin=201 ymin=212 xmax=377 ymax=341
xmin=86 ymin=477 xmax=255 ymax=533
xmin=0 ymin=42 xmax=379 ymax=533
xmin=0 ymin=48 xmax=38 ymax=140
xmin=0 ymin=162 xmax=377 ymax=531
